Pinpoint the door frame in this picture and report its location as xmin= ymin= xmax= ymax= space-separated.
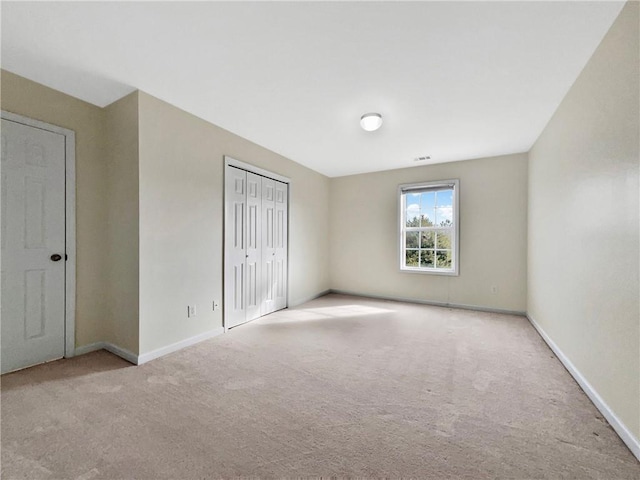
xmin=223 ymin=156 xmax=290 ymax=331
xmin=2 ymin=110 xmax=76 ymax=358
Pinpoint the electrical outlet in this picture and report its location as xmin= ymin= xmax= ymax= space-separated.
xmin=490 ymin=285 xmax=498 ymax=295
xmin=213 ymin=301 xmax=220 ymax=311
xmin=187 ymin=305 xmax=196 ymax=317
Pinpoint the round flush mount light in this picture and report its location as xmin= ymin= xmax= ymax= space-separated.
xmin=360 ymin=113 xmax=383 ymax=131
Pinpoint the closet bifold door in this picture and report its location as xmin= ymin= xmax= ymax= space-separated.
xmin=261 ymin=177 xmax=276 ymax=316
xmin=245 ymin=172 xmax=262 ymax=322
xmin=224 ymin=166 xmax=247 ymax=328
xmin=274 ymin=181 xmax=288 ymax=311
xmin=225 ymin=163 xmax=288 ymax=329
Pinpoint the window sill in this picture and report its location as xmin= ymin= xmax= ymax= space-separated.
xmin=400 ymin=267 xmax=459 ymax=276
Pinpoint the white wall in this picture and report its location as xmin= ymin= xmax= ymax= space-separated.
xmin=138 ymin=92 xmax=330 ymax=355
xmin=528 ymin=1 xmax=639 ymax=442
xmin=330 ymin=153 xmax=528 ymax=313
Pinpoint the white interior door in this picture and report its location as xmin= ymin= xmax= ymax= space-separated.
xmin=224 ymin=166 xmax=247 ymax=328
xmin=261 ymin=177 xmax=276 ymax=315
xmin=273 ymin=181 xmax=288 ymax=311
xmin=245 ymin=172 xmax=262 ymax=322
xmin=1 ymin=118 xmax=66 ymax=374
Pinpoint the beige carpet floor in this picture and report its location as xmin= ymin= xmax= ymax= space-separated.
xmin=2 ymin=294 xmax=639 ymax=479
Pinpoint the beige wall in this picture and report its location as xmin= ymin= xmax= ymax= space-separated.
xmin=0 ymin=72 xmax=330 ymax=357
xmin=330 ymin=153 xmax=528 ymax=313
xmin=3 ymin=5 xmax=637 ymax=449
xmin=1 ymin=70 xmax=108 ymax=346
xmin=528 ymin=1 xmax=639 ymax=441
xmin=137 ymin=92 xmax=330 ymax=355
xmin=103 ymin=92 xmax=140 ymax=354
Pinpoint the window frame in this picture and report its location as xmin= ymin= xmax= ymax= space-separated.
xmin=398 ymin=179 xmax=460 ymax=276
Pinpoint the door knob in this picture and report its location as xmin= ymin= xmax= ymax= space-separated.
xmin=50 ymin=254 xmax=62 ymax=262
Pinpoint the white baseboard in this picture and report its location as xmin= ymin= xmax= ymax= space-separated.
xmin=73 ymin=341 xmax=138 ymax=365
xmin=75 ymin=329 xmax=225 ymax=366
xmin=103 ymin=343 xmax=139 ymax=365
xmin=74 ymin=327 xmax=224 ymax=365
xmin=72 ymin=342 xmax=104 ymax=357
xmin=137 ymin=327 xmax=225 ymax=365
xmin=527 ymin=314 xmax=640 ymax=462
xmin=329 ymin=289 xmax=526 ymax=316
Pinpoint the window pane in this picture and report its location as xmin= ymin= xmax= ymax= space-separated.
xmin=435 ymin=250 xmax=452 ymax=269
xmin=436 ymin=190 xmax=453 ymax=207
xmin=406 ymin=194 xmax=420 ymax=227
xmin=435 ymin=206 xmax=453 ymax=226
xmin=405 ymin=249 xmax=419 ymax=267
xmin=405 ymin=232 xmax=419 ymax=248
xmin=420 ymin=250 xmax=434 ymax=268
xmin=420 ymin=231 xmax=435 ymax=248
xmin=407 ymin=193 xmax=420 ymax=204
xmin=420 ymin=214 xmax=434 ymax=227
xmin=435 ymin=189 xmax=453 ymax=226
xmin=435 ymin=231 xmax=451 ymax=249
xmin=407 ymin=217 xmax=421 ymax=228
xmin=420 ymin=192 xmax=435 ymax=226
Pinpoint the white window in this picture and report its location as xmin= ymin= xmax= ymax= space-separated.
xmin=399 ymin=179 xmax=459 ymax=275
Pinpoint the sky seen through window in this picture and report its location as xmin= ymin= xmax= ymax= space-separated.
xmin=405 ymin=190 xmax=453 ymax=226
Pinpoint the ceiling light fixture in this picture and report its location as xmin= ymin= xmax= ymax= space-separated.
xmin=360 ymin=113 xmax=383 ymax=131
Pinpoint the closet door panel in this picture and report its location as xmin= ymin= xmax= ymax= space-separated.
xmin=274 ymin=181 xmax=288 ymax=311
xmin=261 ymin=177 xmax=276 ymax=316
xmin=224 ymin=166 xmax=247 ymax=328
xmin=245 ymin=173 xmax=262 ymax=321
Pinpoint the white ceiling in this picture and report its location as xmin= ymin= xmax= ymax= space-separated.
xmin=1 ymin=1 xmax=625 ymax=177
